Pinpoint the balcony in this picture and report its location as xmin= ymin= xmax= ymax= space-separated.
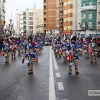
xmin=81 ymin=6 xmax=96 ymax=11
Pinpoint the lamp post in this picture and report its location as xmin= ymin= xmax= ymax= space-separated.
xmin=10 ymin=9 xmax=18 ymax=36
xmin=79 ymin=22 xmax=88 ymax=38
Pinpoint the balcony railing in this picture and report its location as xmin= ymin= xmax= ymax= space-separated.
xmin=81 ymin=6 xmax=96 ymax=11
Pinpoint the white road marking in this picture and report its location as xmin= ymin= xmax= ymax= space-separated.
xmin=56 ymin=72 xmax=61 ymax=77
xmin=58 ymin=82 xmax=64 ymax=90
xmin=61 ymin=99 xmax=67 ymax=100
xmin=52 ymin=49 xmax=58 ymax=70
xmin=49 ymin=46 xmax=56 ymax=100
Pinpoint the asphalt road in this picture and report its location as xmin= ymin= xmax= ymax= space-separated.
xmin=53 ymin=50 xmax=100 ymax=100
xmin=0 ymin=46 xmax=49 ymax=100
xmin=0 ymin=46 xmax=100 ymax=100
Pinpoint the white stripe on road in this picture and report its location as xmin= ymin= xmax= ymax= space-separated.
xmin=56 ymin=72 xmax=61 ymax=77
xmin=52 ymin=49 xmax=58 ymax=70
xmin=61 ymin=99 xmax=67 ymax=100
xmin=58 ymin=82 xmax=64 ymax=90
xmin=49 ymin=46 xmax=56 ymax=100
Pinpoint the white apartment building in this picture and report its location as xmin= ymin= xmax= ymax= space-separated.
xmin=72 ymin=0 xmax=81 ymax=32
xmin=16 ymin=9 xmax=43 ymax=35
xmin=0 ymin=0 xmax=6 ymax=35
xmin=16 ymin=13 xmax=20 ymax=35
xmin=33 ymin=9 xmax=43 ymax=34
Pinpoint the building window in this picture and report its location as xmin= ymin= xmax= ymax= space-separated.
xmin=83 ymin=3 xmax=85 ymax=6
xmin=29 ymin=21 xmax=33 ymax=25
xmin=23 ymin=17 xmax=26 ymax=20
xmin=98 ymin=12 xmax=100 ymax=14
xmin=29 ymin=26 xmax=33 ymax=29
xmin=29 ymin=17 xmax=33 ymax=20
xmin=98 ymin=21 xmax=100 ymax=25
xmin=36 ymin=18 xmax=38 ymax=20
xmin=29 ymin=12 xmax=33 ymax=16
xmin=23 ymin=26 xmax=26 ymax=29
xmin=83 ymin=13 xmax=86 ymax=18
xmin=98 ymin=2 xmax=100 ymax=5
xmin=89 ymin=2 xmax=92 ymax=6
xmin=88 ymin=22 xmax=92 ymax=28
xmin=88 ymin=12 xmax=92 ymax=19
xmin=23 ymin=12 xmax=26 ymax=15
xmin=23 ymin=21 xmax=26 ymax=24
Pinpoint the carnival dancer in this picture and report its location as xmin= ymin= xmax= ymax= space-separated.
xmin=66 ymin=50 xmax=79 ymax=74
xmin=73 ymin=52 xmax=79 ymax=74
xmin=89 ymin=39 xmax=97 ymax=63
xmin=77 ymin=39 xmax=83 ymax=55
xmin=67 ymin=51 xmax=73 ymax=74
xmin=71 ymin=43 xmax=78 ymax=54
xmin=3 ymin=39 xmax=11 ymax=63
xmin=22 ymin=37 xmax=35 ymax=74
xmin=22 ymin=52 xmax=35 ymax=74
xmin=54 ymin=41 xmax=61 ymax=58
xmin=17 ymin=38 xmax=22 ymax=55
xmin=58 ymin=47 xmax=62 ymax=58
xmin=61 ymin=40 xmax=67 ymax=61
xmin=10 ymin=41 xmax=17 ymax=59
xmin=84 ymin=43 xmax=89 ymax=58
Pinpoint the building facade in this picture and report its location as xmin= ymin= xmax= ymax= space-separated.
xmin=36 ymin=24 xmax=44 ymax=34
xmin=59 ymin=0 xmax=81 ymax=35
xmin=81 ymin=0 xmax=97 ymax=30
xmin=43 ymin=0 xmax=59 ymax=36
xmin=16 ymin=9 xmax=43 ymax=35
xmin=81 ymin=0 xmax=100 ymax=36
xmin=33 ymin=9 xmax=43 ymax=34
xmin=0 ymin=0 xmax=6 ymax=36
xmin=97 ymin=0 xmax=100 ymax=31
xmin=16 ymin=13 xmax=20 ymax=35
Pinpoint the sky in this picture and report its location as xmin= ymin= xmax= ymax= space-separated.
xmin=5 ymin=0 xmax=43 ymax=25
